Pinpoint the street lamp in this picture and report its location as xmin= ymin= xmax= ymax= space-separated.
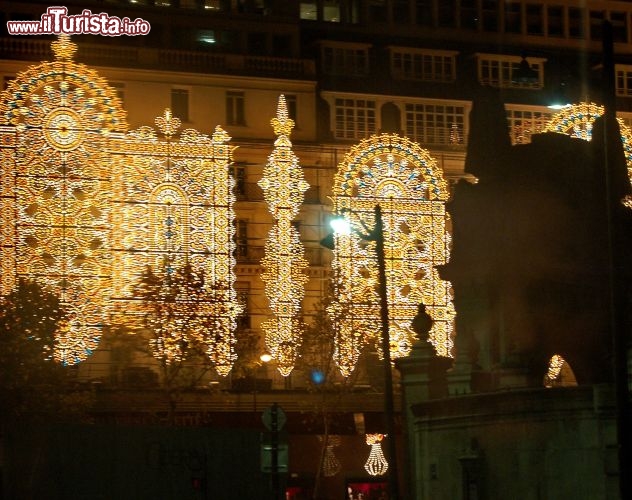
xmin=323 ymin=204 xmax=401 ymax=500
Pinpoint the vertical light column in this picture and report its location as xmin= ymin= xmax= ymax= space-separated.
xmin=259 ymin=95 xmax=310 ymax=376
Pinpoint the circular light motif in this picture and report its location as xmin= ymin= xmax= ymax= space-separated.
xmin=43 ymin=108 xmax=84 ymax=151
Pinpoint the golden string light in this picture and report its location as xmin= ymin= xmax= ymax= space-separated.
xmin=259 ymin=95 xmax=310 ymax=376
xmin=364 ymin=434 xmax=389 ymax=476
xmin=0 ymin=37 xmax=242 ymax=372
xmin=544 ymin=102 xmax=632 ymax=207
xmin=112 ymin=111 xmax=242 ymax=376
xmin=0 ymin=35 xmax=127 ymax=365
xmin=330 ymin=134 xmax=455 ymax=376
xmin=319 ymin=435 xmax=342 ymax=477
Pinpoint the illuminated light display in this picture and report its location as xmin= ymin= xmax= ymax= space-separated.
xmin=544 ymin=102 xmax=632 ymax=207
xmin=259 ymin=95 xmax=310 ymax=376
xmin=0 ymin=34 xmax=127 ymax=365
xmin=111 ymin=111 xmax=242 ymax=376
xmin=364 ymin=433 xmax=389 ymax=476
xmin=0 ymin=37 xmax=242 ymax=372
xmin=320 ymin=435 xmax=342 ymax=477
xmin=330 ymin=134 xmax=455 ymax=376
xmin=543 ymin=354 xmax=567 ymax=388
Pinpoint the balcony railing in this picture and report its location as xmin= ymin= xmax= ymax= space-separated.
xmin=235 ymin=182 xmax=320 ymax=203
xmin=0 ymin=37 xmax=316 ymax=77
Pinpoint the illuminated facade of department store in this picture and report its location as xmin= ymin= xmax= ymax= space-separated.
xmin=1 ymin=2 xmax=632 ymax=499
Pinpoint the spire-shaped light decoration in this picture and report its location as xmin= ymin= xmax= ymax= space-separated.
xmin=364 ymin=434 xmax=389 ymax=476
xmin=330 ymin=134 xmax=455 ymax=376
xmin=258 ymin=95 xmax=310 ymax=376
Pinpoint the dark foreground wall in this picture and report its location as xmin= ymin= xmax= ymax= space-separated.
xmin=2 ymin=424 xmax=270 ymax=500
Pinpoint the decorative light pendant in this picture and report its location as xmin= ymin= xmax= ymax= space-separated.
xmin=364 ymin=434 xmax=389 ymax=476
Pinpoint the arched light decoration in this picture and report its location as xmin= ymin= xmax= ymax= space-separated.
xmin=330 ymin=134 xmax=455 ymax=376
xmin=258 ymin=95 xmax=310 ymax=376
xmin=544 ymin=102 xmax=632 ymax=207
xmin=0 ymin=35 xmax=127 ymax=365
xmin=364 ymin=434 xmax=389 ymax=476
xmin=543 ymin=354 xmax=578 ymax=388
xmin=110 ymin=110 xmax=242 ymax=376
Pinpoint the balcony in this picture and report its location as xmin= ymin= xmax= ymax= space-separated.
xmin=0 ymin=37 xmax=316 ymax=78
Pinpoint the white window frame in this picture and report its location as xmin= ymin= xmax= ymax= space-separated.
xmin=616 ymin=64 xmax=632 ymax=97
xmin=504 ymin=104 xmax=554 ymax=145
xmin=476 ymin=53 xmax=546 ymax=90
xmin=389 ymin=47 xmax=458 ymax=83
xmin=332 ymin=96 xmax=377 ymax=140
xmin=404 ymin=100 xmax=467 ymax=146
xmin=319 ymin=41 xmax=371 ymax=76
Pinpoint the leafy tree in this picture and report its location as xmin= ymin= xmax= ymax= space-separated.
xmin=110 ymin=263 xmax=247 ymax=425
xmin=0 ymin=278 xmax=93 ymax=425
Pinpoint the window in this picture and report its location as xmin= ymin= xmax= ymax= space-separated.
xmin=324 ymin=0 xmax=341 ymax=22
xmin=568 ymin=7 xmax=584 ymax=39
xmin=504 ymin=3 xmax=521 ymax=34
xmin=321 ymin=43 xmax=370 ymax=76
xmin=226 ymin=91 xmax=246 ymax=126
xmin=235 ymin=282 xmax=251 ymax=330
xmin=438 ymin=0 xmax=456 ymax=27
xmin=616 ymin=65 xmax=632 ymax=97
xmin=589 ymin=10 xmax=604 ymax=41
xmin=230 ymin=164 xmax=247 ymax=198
xmin=526 ymin=4 xmax=543 ymax=35
xmin=482 ymin=0 xmax=499 ymax=32
xmin=369 ymin=0 xmax=387 ymax=23
xmin=460 ymin=0 xmax=478 ymax=30
xmin=170 ymin=88 xmax=189 ymax=121
xmin=334 ymin=98 xmax=376 ymax=140
xmin=547 ymin=6 xmax=563 ymax=37
xmin=404 ymin=102 xmax=465 ymax=145
xmin=505 ymin=106 xmax=553 ymax=145
xmin=391 ymin=48 xmax=457 ymax=83
xmin=234 ymin=219 xmax=249 ymax=260
xmin=300 ymin=1 xmax=317 ymax=20
xmin=477 ymin=54 xmax=545 ymax=89
xmin=284 ymin=94 xmax=298 ymax=125
xmin=416 ymin=0 xmax=433 ymax=26
xmin=393 ymin=0 xmax=410 ymax=24
xmin=610 ymin=11 xmax=629 ymax=43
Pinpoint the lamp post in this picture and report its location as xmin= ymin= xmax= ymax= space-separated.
xmin=324 ymin=204 xmax=400 ymax=500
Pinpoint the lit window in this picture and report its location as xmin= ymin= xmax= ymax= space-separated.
xmin=405 ymin=102 xmax=465 ymax=145
xmin=170 ymin=88 xmax=189 ymax=121
xmin=235 ymin=282 xmax=251 ymax=330
xmin=323 ymin=0 xmax=341 ymax=22
xmin=334 ymin=98 xmax=376 ymax=140
xmin=616 ymin=65 xmax=632 ymax=97
xmin=477 ymin=53 xmax=545 ymax=89
xmin=321 ymin=42 xmax=370 ymax=76
xmin=390 ymin=48 xmax=457 ymax=82
xmin=197 ymin=29 xmax=216 ymax=45
xmin=300 ymin=1 xmax=317 ymax=20
xmin=226 ymin=91 xmax=246 ymax=126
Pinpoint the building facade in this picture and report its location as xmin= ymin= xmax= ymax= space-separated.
xmin=1 ymin=1 xmax=632 ymax=499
